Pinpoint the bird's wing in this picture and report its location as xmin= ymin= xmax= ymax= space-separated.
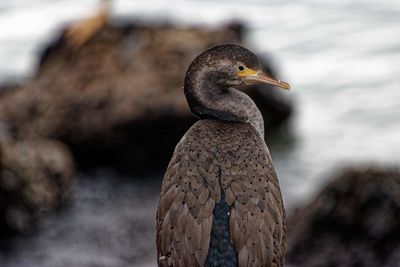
xmin=156 ymin=129 xmax=218 ymax=267
xmin=225 ymin=137 xmax=286 ymax=267
xmin=156 ymin=120 xmax=286 ymax=267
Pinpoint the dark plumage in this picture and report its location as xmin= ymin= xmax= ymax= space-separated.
xmin=156 ymin=44 xmax=289 ymax=267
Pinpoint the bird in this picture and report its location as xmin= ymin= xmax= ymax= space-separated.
xmin=156 ymin=44 xmax=289 ymax=267
xmin=65 ymin=0 xmax=112 ymax=49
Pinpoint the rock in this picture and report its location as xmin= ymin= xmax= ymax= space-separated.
xmin=0 ymin=21 xmax=292 ymax=173
xmin=285 ymin=167 xmax=400 ymax=267
xmin=0 ymin=83 xmax=22 ymax=94
xmin=0 ymin=130 xmax=75 ymax=236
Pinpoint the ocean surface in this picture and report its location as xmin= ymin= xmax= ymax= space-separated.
xmin=0 ymin=0 xmax=399 ymax=266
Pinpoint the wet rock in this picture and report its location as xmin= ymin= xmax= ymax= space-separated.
xmin=0 ymin=21 xmax=292 ymax=173
xmin=286 ymin=167 xmax=400 ymax=267
xmin=0 ymin=83 xmax=22 ymax=94
xmin=0 ymin=132 xmax=75 ymax=236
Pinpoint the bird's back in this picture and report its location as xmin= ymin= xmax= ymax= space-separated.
xmin=156 ymin=119 xmax=286 ymax=267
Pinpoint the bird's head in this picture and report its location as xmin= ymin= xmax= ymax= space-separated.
xmin=185 ymin=44 xmax=290 ymax=90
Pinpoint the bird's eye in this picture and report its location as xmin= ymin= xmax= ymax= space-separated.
xmin=238 ymin=65 xmax=245 ymax=71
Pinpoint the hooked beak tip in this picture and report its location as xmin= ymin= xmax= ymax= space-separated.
xmin=244 ymin=71 xmax=291 ymax=91
xmin=277 ymin=79 xmax=290 ymax=90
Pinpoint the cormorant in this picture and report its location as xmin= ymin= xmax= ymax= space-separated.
xmin=156 ymin=44 xmax=289 ymax=267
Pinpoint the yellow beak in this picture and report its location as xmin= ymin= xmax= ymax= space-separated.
xmin=238 ymin=68 xmax=290 ymax=90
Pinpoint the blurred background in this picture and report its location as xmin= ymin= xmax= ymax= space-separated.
xmin=0 ymin=0 xmax=399 ymax=266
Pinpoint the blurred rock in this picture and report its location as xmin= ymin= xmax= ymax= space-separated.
xmin=286 ymin=167 xmax=400 ymax=267
xmin=0 ymin=21 xmax=292 ymax=173
xmin=0 ymin=83 xmax=22 ymax=94
xmin=0 ymin=131 xmax=75 ymax=236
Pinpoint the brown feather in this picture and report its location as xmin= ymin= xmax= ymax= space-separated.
xmin=238 ymin=246 xmax=250 ymax=267
xmin=225 ymin=187 xmax=236 ymax=206
xmin=156 ymin=120 xmax=286 ymax=266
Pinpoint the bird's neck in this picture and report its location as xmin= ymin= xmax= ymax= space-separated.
xmin=184 ymin=71 xmax=265 ymax=138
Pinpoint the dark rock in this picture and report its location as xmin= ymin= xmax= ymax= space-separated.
xmin=0 ymin=132 xmax=75 ymax=237
xmin=286 ymin=167 xmax=400 ymax=267
xmin=0 ymin=21 xmax=292 ymax=173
